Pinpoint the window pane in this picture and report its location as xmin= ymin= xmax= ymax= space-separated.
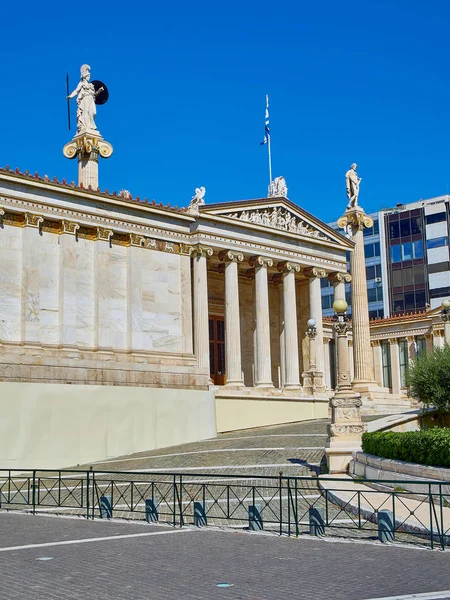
xmin=415 ymin=290 xmax=426 ymax=308
xmin=392 ymin=270 xmax=402 ymax=287
xmin=402 ymin=242 xmax=413 ymax=261
xmin=413 ymin=240 xmax=423 ymax=258
xmin=365 ymin=243 xmax=375 ymax=259
xmin=389 ymin=222 xmax=400 ymax=239
xmin=217 ymin=320 xmax=225 ymax=342
xmin=413 ymin=265 xmax=425 ymax=283
xmin=366 ymin=265 xmax=375 ymax=280
xmin=375 ymin=264 xmax=382 ymax=278
xmin=410 ymin=217 xmax=422 ymax=235
xmin=381 ymin=341 xmax=392 ymax=388
xmin=363 ymin=226 xmax=373 ymax=237
xmin=402 ymin=267 xmax=412 ymax=286
xmin=400 ymin=219 xmax=411 ymax=237
xmin=393 ymin=294 xmax=404 ymax=312
xmin=391 ymin=245 xmax=401 ymax=263
xmin=217 ymin=343 xmax=225 ymax=374
xmin=374 ymin=242 xmax=380 ymax=256
xmin=368 ymin=288 xmax=377 ymax=302
xmin=404 ymin=292 xmax=415 ymax=310
xmin=373 ymin=220 xmax=379 ymax=235
xmin=399 ymin=340 xmax=409 ymax=387
xmin=209 ymin=319 xmax=214 ymax=341
xmin=426 ymin=212 xmax=446 ymax=225
xmin=426 ymin=237 xmax=448 ymax=249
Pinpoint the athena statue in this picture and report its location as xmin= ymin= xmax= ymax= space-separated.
xmin=67 ymin=65 xmax=104 ymax=133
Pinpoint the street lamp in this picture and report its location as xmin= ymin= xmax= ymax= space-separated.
xmin=441 ymin=299 xmax=450 ymax=345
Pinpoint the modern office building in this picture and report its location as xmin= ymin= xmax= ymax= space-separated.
xmin=321 ymin=195 xmax=450 ymax=317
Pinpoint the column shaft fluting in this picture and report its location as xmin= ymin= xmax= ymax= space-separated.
xmin=221 ymin=252 xmax=244 ymax=386
xmin=349 ymin=223 xmax=375 ymax=384
xmin=281 ymin=266 xmax=300 ymax=389
xmin=308 ymin=272 xmax=324 ymax=373
xmin=193 ymin=249 xmax=211 ymax=371
xmin=251 ymin=257 xmax=273 ymax=387
xmin=372 ymin=342 xmax=383 ymax=387
xmin=390 ymin=339 xmax=401 ymax=395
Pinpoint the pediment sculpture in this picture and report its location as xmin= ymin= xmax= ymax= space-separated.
xmin=224 ymin=206 xmax=328 ymax=239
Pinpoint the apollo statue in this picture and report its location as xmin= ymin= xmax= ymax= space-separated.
xmin=345 ymin=163 xmax=362 ymax=209
xmin=67 ymin=64 xmax=104 ymax=133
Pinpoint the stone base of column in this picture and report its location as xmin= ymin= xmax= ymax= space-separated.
xmin=224 ymin=380 xmax=245 ymax=388
xmin=302 ymin=370 xmax=326 ymax=395
xmin=352 ymin=380 xmax=397 ymax=400
xmin=326 ymin=392 xmax=366 ymax=474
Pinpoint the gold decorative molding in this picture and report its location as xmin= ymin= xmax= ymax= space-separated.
xmin=129 ymin=233 xmax=146 ymax=247
xmin=96 ymin=227 xmax=114 ymax=242
xmin=61 ymin=220 xmax=80 ymax=235
xmin=191 ymin=245 xmax=214 ymax=258
xmin=24 ymin=213 xmax=44 ymax=228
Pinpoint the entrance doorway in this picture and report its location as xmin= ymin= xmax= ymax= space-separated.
xmin=209 ymin=316 xmax=225 ymax=385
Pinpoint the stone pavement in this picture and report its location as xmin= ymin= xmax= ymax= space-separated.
xmin=83 ymin=418 xmax=331 ymax=478
xmin=1 ymin=512 xmax=450 ymax=600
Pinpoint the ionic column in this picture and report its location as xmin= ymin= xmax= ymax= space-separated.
xmin=304 ymin=267 xmax=326 ymax=374
xmin=323 ymin=338 xmax=331 ymax=389
xmin=337 ymin=209 xmax=376 ymax=390
xmin=249 ymin=256 xmax=274 ymax=387
xmin=192 ymin=246 xmax=213 ymax=371
xmin=219 ymin=250 xmax=244 ymax=387
xmin=372 ymin=340 xmax=383 ymax=387
xmin=277 ymin=261 xmax=301 ymax=389
xmin=328 ymin=272 xmax=351 ymax=304
xmin=389 ymin=338 xmax=401 ymax=395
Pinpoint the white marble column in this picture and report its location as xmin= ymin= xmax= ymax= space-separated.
xmin=304 ymin=267 xmax=326 ymax=374
xmin=192 ymin=246 xmax=213 ymax=372
xmin=323 ymin=338 xmax=331 ymax=389
xmin=219 ymin=250 xmax=244 ymax=387
xmin=249 ymin=256 xmax=274 ymax=387
xmin=277 ymin=261 xmax=301 ymax=389
xmin=372 ymin=340 xmax=383 ymax=387
xmin=329 ymin=272 xmax=351 ymax=303
xmin=389 ymin=338 xmax=401 ymax=395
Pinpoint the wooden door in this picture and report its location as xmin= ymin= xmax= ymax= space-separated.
xmin=209 ymin=317 xmax=225 ymax=385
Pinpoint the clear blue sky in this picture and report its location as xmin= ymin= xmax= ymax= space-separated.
xmin=3 ymin=0 xmax=450 ymax=222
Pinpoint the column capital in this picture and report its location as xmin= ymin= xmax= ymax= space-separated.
xmin=24 ymin=213 xmax=44 ymax=228
xmin=191 ymin=245 xmax=213 ymax=258
xmin=249 ymin=256 xmax=273 ymax=268
xmin=96 ymin=227 xmax=114 ymax=242
xmin=60 ymin=220 xmax=80 ymax=236
xmin=218 ymin=249 xmax=244 ymax=263
xmin=328 ymin=272 xmax=352 ymax=285
xmin=303 ymin=266 xmax=326 ymax=279
xmin=323 ymin=337 xmax=331 ymax=345
xmin=371 ymin=339 xmax=381 ymax=347
xmin=130 ymin=233 xmax=146 ymax=247
xmin=388 ymin=337 xmax=399 ymax=345
xmin=277 ymin=261 xmax=300 ymax=274
xmin=406 ymin=335 xmax=415 ymax=343
xmin=337 ymin=208 xmax=374 ymax=233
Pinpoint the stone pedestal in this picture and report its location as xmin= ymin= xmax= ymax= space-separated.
xmin=63 ymin=130 xmax=113 ymax=189
xmin=302 ymin=329 xmax=325 ymax=395
xmin=337 ymin=207 xmax=381 ymax=398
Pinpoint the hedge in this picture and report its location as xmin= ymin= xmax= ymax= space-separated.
xmin=361 ymin=429 xmax=450 ymax=469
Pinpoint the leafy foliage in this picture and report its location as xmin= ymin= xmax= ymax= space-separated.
xmin=362 ymin=429 xmax=450 ymax=468
xmin=407 ymin=346 xmax=450 ymax=411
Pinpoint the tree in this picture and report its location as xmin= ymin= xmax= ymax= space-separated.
xmin=407 ymin=346 xmax=450 ymax=413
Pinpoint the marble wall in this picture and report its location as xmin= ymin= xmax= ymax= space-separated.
xmin=0 ymin=226 xmax=191 ymax=355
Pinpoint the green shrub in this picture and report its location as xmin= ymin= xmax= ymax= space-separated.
xmin=407 ymin=346 xmax=450 ymax=412
xmin=362 ymin=429 xmax=450 ymax=468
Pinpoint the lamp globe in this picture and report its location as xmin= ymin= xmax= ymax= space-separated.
xmin=333 ymin=299 xmax=348 ymax=315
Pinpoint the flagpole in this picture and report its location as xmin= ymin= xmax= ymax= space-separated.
xmin=267 ymin=128 xmax=273 ymax=185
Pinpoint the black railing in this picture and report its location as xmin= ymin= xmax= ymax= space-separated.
xmin=0 ymin=469 xmax=449 ymax=549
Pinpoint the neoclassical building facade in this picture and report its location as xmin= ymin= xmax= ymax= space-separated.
xmin=0 ymin=168 xmax=354 ymax=466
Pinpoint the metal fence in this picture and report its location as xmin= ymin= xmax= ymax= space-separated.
xmin=0 ymin=468 xmax=449 ymax=550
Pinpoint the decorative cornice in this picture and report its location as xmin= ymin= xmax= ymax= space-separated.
xmin=248 ymin=256 xmax=274 ymax=268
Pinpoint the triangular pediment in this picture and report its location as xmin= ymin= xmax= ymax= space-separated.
xmin=200 ymin=197 xmax=352 ymax=247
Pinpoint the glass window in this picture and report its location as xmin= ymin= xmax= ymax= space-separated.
xmin=367 ymin=288 xmax=377 ymax=302
xmin=415 ymin=290 xmax=426 ymax=308
xmin=373 ymin=220 xmax=379 ymax=235
xmin=393 ymin=293 xmax=404 ymax=313
xmin=392 ymin=270 xmax=402 ymax=287
xmin=381 ymin=341 xmax=392 ymax=388
xmin=411 ymin=217 xmax=422 ymax=235
xmin=391 ymin=245 xmax=401 ymax=263
xmin=416 ymin=336 xmax=426 ymax=356
xmin=399 ymin=340 xmax=409 ymax=387
xmin=322 ymin=295 xmax=332 ymax=310
xmin=369 ymin=309 xmax=384 ymax=319
xmin=365 ymin=243 xmax=374 ymax=259
xmin=413 ymin=265 xmax=425 ymax=283
xmin=413 ymin=240 xmax=423 ymax=258
xmin=389 ymin=221 xmax=400 ymax=239
xmin=426 ymin=237 xmax=448 ymax=249
xmin=321 ymin=277 xmax=331 ymax=288
xmin=366 ymin=265 xmax=375 ymax=280
xmin=404 ymin=292 xmax=415 ymax=310
xmin=402 ymin=242 xmax=413 ymax=261
xmin=402 ymin=267 xmax=412 ymax=286
xmin=363 ymin=225 xmax=373 ymax=237
xmin=426 ymin=212 xmax=446 ymax=225
xmin=400 ymin=219 xmax=411 ymax=237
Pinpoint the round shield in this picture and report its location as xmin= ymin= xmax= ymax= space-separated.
xmin=92 ymin=80 xmax=109 ymax=105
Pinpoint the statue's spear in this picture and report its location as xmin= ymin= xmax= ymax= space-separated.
xmin=66 ymin=73 xmax=71 ymax=131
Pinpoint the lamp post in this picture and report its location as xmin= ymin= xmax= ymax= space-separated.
xmin=441 ymin=299 xmax=450 ymax=346
xmin=302 ymin=318 xmax=325 ymax=395
xmin=325 ymin=299 xmax=366 ymax=474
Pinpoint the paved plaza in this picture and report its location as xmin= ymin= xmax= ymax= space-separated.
xmin=1 ymin=512 xmax=450 ymax=600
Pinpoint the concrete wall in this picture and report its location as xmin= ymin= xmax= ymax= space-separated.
xmin=215 ymin=397 xmax=328 ymax=433
xmin=0 ymin=382 xmax=216 ymax=470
